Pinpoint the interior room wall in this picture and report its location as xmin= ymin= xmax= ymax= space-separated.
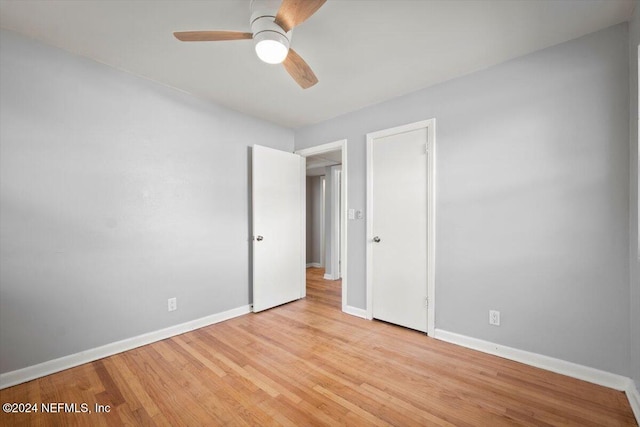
xmin=306 ymin=176 xmax=323 ymax=266
xmin=0 ymin=30 xmax=294 ymax=374
xmin=629 ymin=0 xmax=640 ymax=390
xmin=295 ymin=24 xmax=631 ymax=376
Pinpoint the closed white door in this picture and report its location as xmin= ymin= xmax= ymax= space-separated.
xmin=252 ymin=145 xmax=304 ymax=312
xmin=369 ymin=127 xmax=429 ymax=332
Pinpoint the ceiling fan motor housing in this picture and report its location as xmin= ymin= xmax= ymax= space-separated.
xmin=250 ymin=0 xmax=291 ymax=63
xmin=251 ymin=16 xmax=290 ymax=48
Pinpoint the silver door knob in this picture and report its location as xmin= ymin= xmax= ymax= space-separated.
xmin=373 ymin=236 xmax=381 ymax=243
xmin=256 ymin=235 xmax=264 ymax=241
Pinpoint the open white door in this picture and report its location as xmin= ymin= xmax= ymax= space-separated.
xmin=252 ymin=145 xmax=304 ymax=312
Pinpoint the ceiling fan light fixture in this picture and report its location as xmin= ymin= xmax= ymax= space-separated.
xmin=175 ymin=0 xmax=325 ymax=88
xmin=254 ymin=31 xmax=289 ymax=64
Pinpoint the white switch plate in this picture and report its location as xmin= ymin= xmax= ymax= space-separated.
xmin=489 ymin=310 xmax=500 ymax=326
xmin=168 ymin=297 xmax=177 ymax=312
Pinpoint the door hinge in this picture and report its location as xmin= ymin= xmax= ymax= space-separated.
xmin=425 ymin=297 xmax=429 ymax=308
xmin=424 ymin=145 xmax=428 ymax=154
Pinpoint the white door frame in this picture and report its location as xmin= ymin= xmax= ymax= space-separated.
xmin=366 ymin=119 xmax=436 ymax=336
xmin=299 ymin=155 xmax=306 ymax=299
xmin=320 ymin=176 xmax=326 ymax=268
xmin=330 ymin=167 xmax=341 ymax=279
xmin=295 ymin=140 xmax=349 ymax=314
xmin=323 ymin=166 xmax=341 ymax=280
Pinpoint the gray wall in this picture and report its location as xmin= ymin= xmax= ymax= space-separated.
xmin=295 ymin=25 xmax=631 ymax=376
xmin=306 ymin=176 xmax=323 ymax=265
xmin=629 ymin=1 xmax=640 ymax=389
xmin=0 ymin=30 xmax=293 ymax=374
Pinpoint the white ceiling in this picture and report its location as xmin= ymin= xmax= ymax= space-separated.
xmin=0 ymin=0 xmax=634 ymax=128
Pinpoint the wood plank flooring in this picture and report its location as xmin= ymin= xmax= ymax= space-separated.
xmin=1 ymin=267 xmax=637 ymax=426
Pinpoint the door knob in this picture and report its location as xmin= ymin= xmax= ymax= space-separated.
xmin=256 ymin=235 xmax=264 ymax=241
xmin=373 ymin=236 xmax=381 ymax=243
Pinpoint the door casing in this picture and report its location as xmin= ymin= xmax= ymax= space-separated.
xmin=328 ymin=166 xmax=341 ymax=280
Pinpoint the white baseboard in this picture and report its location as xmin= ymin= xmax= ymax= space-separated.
xmin=323 ymin=273 xmax=334 ymax=280
xmin=627 ymin=381 xmax=640 ymax=423
xmin=435 ymin=329 xmax=640 ymax=424
xmin=0 ymin=305 xmax=252 ymax=390
xmin=306 ymin=263 xmax=322 ymax=268
xmin=433 ymin=329 xmax=630 ymax=391
xmin=343 ymin=305 xmax=367 ymax=319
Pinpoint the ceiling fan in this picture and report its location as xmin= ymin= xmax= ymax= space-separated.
xmin=173 ymin=0 xmax=326 ymax=89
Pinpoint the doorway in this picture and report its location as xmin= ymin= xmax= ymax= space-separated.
xmin=296 ymin=140 xmax=348 ymax=313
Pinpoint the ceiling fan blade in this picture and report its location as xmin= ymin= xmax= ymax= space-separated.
xmin=274 ymin=0 xmax=326 ymax=33
xmin=283 ymin=48 xmax=318 ymax=89
xmin=173 ymin=31 xmax=252 ymax=42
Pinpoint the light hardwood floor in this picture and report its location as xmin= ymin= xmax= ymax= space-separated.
xmin=1 ymin=267 xmax=637 ymax=426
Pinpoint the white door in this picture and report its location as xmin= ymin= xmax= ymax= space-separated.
xmin=368 ymin=127 xmax=430 ymax=332
xmin=252 ymin=145 xmax=304 ymax=312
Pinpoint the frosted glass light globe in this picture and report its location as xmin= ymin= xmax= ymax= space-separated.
xmin=255 ymin=37 xmax=289 ymax=64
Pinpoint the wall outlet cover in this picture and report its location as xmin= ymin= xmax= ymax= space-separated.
xmin=489 ymin=310 xmax=500 ymax=326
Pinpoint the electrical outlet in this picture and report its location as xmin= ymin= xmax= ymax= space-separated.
xmin=489 ymin=310 xmax=500 ymax=326
xmin=168 ymin=297 xmax=177 ymax=312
